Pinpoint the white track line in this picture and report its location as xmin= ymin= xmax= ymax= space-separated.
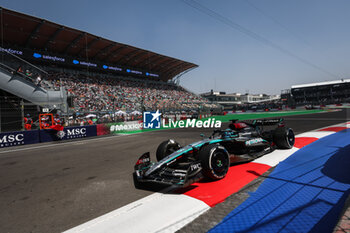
xmin=64 ymin=193 xmax=210 ymax=233
xmin=254 ymin=147 xmax=300 ymax=167
xmin=296 ymin=131 xmax=335 ymax=138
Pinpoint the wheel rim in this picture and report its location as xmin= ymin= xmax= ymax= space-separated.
xmin=211 ymin=150 xmax=229 ymax=177
xmin=287 ymin=129 xmax=295 ymax=147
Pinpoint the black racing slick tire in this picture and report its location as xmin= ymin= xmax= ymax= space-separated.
xmin=156 ymin=139 xmax=181 ymax=161
xmin=273 ymin=127 xmax=295 ymax=149
xmin=199 ymin=144 xmax=230 ymax=180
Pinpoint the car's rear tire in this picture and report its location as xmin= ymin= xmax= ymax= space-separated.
xmin=273 ymin=127 xmax=295 ymax=149
xmin=199 ymin=144 xmax=230 ymax=180
xmin=156 ymin=139 xmax=181 ymax=161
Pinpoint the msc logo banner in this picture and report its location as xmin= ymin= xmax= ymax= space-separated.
xmin=0 ymin=130 xmax=40 ymax=148
xmin=143 ymin=110 xmax=161 ymax=129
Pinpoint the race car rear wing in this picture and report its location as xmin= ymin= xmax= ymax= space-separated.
xmin=230 ymin=118 xmax=285 ymax=127
xmin=252 ymin=118 xmax=285 ymax=126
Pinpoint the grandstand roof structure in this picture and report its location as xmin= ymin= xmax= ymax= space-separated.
xmin=0 ymin=7 xmax=198 ymax=81
xmin=291 ymin=79 xmax=350 ymax=89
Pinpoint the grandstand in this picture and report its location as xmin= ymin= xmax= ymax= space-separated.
xmin=0 ymin=7 xmax=217 ymax=132
xmin=291 ymin=79 xmax=350 ymax=106
xmin=44 ymin=70 xmax=208 ymax=112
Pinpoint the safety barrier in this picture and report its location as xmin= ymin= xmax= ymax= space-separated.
xmin=0 ymin=121 xmax=148 ymax=148
xmin=102 ymin=121 xmax=143 ymax=135
xmin=39 ymin=125 xmax=97 ymax=142
xmin=0 ymin=130 xmax=39 ymax=148
xmin=0 ymin=125 xmax=97 ymax=148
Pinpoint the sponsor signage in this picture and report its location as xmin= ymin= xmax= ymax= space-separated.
xmin=0 ymin=47 xmax=23 ymax=55
xmin=245 ymin=138 xmax=264 ymax=146
xmin=0 ymin=126 xmax=98 ymax=148
xmin=143 ymin=110 xmax=221 ymax=129
xmin=67 ymin=128 xmax=86 ymax=137
xmin=145 ymin=72 xmax=159 ymax=77
xmin=126 ymin=69 xmax=142 ymax=75
xmin=143 ymin=110 xmax=161 ymax=129
xmin=72 ymin=59 xmax=97 ymax=67
xmin=0 ymin=130 xmax=39 ymax=148
xmin=162 ymin=118 xmax=221 ymax=128
xmin=109 ymin=121 xmax=143 ymax=134
xmin=1 ymin=46 xmax=159 ymax=78
xmin=33 ymin=52 xmax=65 ymax=62
xmin=102 ymin=65 xmax=122 ymax=72
xmin=39 ymin=125 xmax=97 ymax=142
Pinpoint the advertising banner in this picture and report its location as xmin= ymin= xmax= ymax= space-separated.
xmin=96 ymin=124 xmax=110 ymax=136
xmin=106 ymin=121 xmax=143 ymax=134
xmin=39 ymin=125 xmax=97 ymax=142
xmin=0 ymin=130 xmax=39 ymax=148
xmin=0 ymin=46 xmax=159 ymax=79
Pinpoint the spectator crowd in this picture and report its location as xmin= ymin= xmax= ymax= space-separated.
xmin=43 ymin=71 xmax=217 ymax=113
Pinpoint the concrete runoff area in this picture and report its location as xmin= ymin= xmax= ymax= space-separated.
xmin=0 ymin=109 xmax=349 ymax=233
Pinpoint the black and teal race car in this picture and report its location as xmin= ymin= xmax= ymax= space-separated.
xmin=134 ymin=118 xmax=295 ymax=187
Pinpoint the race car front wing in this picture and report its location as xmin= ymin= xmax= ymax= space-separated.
xmin=134 ymin=152 xmax=203 ymax=187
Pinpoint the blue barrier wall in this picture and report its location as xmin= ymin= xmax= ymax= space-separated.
xmin=0 ymin=130 xmax=40 ymax=148
xmin=39 ymin=125 xmax=97 ymax=142
xmin=0 ymin=125 xmax=97 ymax=148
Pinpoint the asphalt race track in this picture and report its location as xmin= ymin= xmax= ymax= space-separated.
xmin=0 ymin=109 xmax=349 ymax=233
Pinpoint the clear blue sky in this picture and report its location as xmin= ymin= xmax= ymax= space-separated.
xmin=1 ymin=0 xmax=350 ymax=95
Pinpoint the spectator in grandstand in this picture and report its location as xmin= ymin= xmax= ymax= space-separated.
xmin=16 ymin=66 xmax=23 ymax=74
xmin=42 ymin=71 xmax=217 ymax=115
xmin=87 ymin=117 xmax=94 ymax=125
xmin=36 ymin=75 xmax=42 ymax=87
xmin=80 ymin=118 xmax=85 ymax=126
xmin=25 ymin=70 xmax=32 ymax=78
xmin=53 ymin=114 xmax=61 ymax=125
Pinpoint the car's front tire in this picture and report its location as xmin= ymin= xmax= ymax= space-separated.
xmin=156 ymin=139 xmax=181 ymax=161
xmin=199 ymin=144 xmax=230 ymax=180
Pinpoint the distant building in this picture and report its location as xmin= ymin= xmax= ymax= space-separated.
xmin=291 ymin=79 xmax=350 ymax=106
xmin=281 ymin=89 xmax=295 ymax=107
xmin=240 ymin=93 xmax=280 ymax=104
xmin=201 ymin=90 xmax=280 ymax=109
xmin=200 ymin=91 xmax=241 ymax=109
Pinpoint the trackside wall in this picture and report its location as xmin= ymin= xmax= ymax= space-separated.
xmin=0 ymin=125 xmax=97 ymax=148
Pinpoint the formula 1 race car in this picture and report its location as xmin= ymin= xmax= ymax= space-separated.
xmin=134 ymin=118 xmax=295 ymax=188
